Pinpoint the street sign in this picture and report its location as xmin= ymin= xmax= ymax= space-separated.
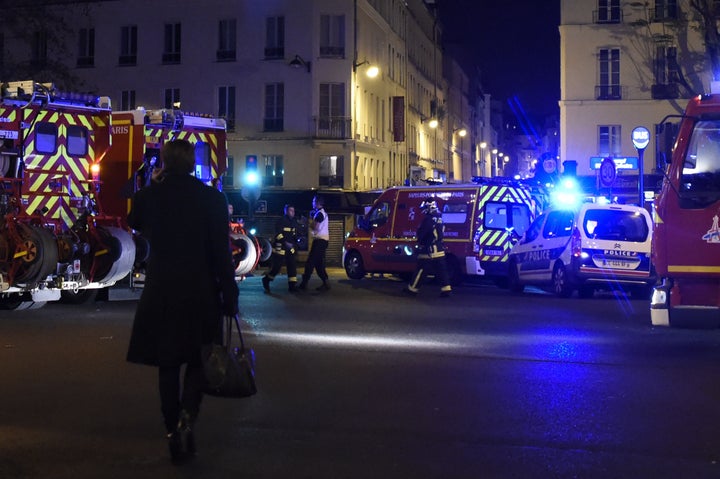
xmin=632 ymin=126 xmax=651 ymax=150
xmin=599 ymin=157 xmax=617 ymax=188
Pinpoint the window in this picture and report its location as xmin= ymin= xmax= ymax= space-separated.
xmin=654 ymin=0 xmax=678 ymax=20
xmin=119 ymin=25 xmax=137 ymax=66
xmin=264 ymin=83 xmax=284 ymax=132
xmin=164 ymin=88 xmax=180 ymax=109
xmin=597 ymin=48 xmax=621 ymax=99
xmin=121 ymin=90 xmax=136 ymax=110
xmin=319 ymin=83 xmax=346 ymax=136
xmin=32 ymin=30 xmax=48 ymax=67
xmin=319 ymin=155 xmax=344 ymax=187
xmin=320 ymin=14 xmax=345 ymax=57
xmin=35 ymin=122 xmax=57 ymax=154
xmin=163 ymin=23 xmax=181 ymax=64
xmin=66 ymin=125 xmax=88 ymax=156
xmin=583 ymin=209 xmax=649 ymax=242
xmin=218 ymin=86 xmax=236 ymax=131
xmin=222 ymin=155 xmax=235 ymax=190
xmin=365 ymin=202 xmax=390 ymax=228
xmin=596 ymin=0 xmax=621 ymax=23
xmin=542 ymin=211 xmax=574 ymax=239
xmin=262 ymin=155 xmax=284 ymax=186
xmin=654 ymin=45 xmax=678 ymax=85
xmin=442 ymin=203 xmax=468 ymax=224
xmin=483 ymin=201 xmax=532 ymax=236
xmin=598 ymin=125 xmax=621 ymax=157
xmin=77 ymin=28 xmax=95 ymax=67
xmin=194 ymin=142 xmax=211 ymax=180
xmin=682 ymin=120 xmax=720 ymax=200
xmin=265 ymin=16 xmax=284 ymax=58
xmin=217 ymin=19 xmax=236 ymax=61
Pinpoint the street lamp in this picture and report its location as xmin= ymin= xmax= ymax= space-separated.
xmin=492 ymin=148 xmax=498 ymax=176
xmin=479 ymin=141 xmax=487 ymax=176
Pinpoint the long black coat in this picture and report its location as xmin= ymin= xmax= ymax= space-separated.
xmin=126 ymin=174 xmax=239 ymax=367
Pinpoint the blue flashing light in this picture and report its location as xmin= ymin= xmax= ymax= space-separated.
xmin=249 ymin=227 xmax=257 ymax=235
xmin=244 ymin=170 xmax=260 ymax=186
xmin=550 ymin=177 xmax=582 ymax=209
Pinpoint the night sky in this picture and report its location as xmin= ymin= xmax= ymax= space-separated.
xmin=437 ymin=0 xmax=561 ymax=124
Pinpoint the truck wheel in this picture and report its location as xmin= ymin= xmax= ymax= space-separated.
xmin=508 ymin=259 xmax=524 ymax=293
xmin=344 ymin=251 xmax=365 ymax=279
xmin=552 ymin=263 xmax=573 ymax=298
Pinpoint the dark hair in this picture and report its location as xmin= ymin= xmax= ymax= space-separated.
xmin=313 ymin=195 xmax=325 ymax=207
xmin=161 ymin=139 xmax=195 ymax=174
xmin=283 ymin=204 xmax=295 ymax=214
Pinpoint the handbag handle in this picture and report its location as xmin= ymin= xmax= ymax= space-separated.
xmin=224 ymin=314 xmax=246 ymax=352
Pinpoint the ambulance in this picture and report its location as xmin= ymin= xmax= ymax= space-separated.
xmin=342 ymin=179 xmax=536 ymax=284
xmin=651 ymin=92 xmax=720 ymax=327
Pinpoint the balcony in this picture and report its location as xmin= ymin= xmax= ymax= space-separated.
xmin=651 ymin=83 xmax=679 ymax=99
xmin=313 ymin=116 xmax=351 ymax=139
xmin=595 ymin=84 xmax=624 ymax=100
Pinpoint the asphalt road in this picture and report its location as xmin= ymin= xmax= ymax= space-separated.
xmin=2 ymin=268 xmax=720 ymax=479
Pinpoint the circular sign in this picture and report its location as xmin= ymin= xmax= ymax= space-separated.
xmin=632 ymin=126 xmax=651 ymax=150
xmin=542 ymin=157 xmax=557 ymax=174
xmin=241 ymin=185 xmax=261 ymax=203
xmin=599 ymin=157 xmax=616 ymax=188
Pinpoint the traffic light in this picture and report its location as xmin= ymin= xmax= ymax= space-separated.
xmin=245 ymin=155 xmax=257 ymax=170
xmin=244 ymin=154 xmax=259 ymax=186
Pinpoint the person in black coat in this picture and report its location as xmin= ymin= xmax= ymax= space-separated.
xmin=403 ymin=200 xmax=452 ymax=298
xmin=261 ymin=204 xmax=300 ymax=293
xmin=126 ymin=139 xmax=239 ymax=465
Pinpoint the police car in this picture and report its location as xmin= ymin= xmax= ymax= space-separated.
xmin=507 ymin=202 xmax=655 ymax=298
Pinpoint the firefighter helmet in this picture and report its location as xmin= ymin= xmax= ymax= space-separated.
xmin=420 ymin=200 xmax=438 ymax=214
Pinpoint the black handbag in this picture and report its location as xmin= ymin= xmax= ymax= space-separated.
xmin=202 ymin=314 xmax=257 ymax=398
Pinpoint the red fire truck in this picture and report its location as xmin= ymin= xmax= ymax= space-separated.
xmin=651 ymin=92 xmax=720 ymax=327
xmin=343 ymin=179 xmax=537 ymax=285
xmin=100 ymin=108 xmax=262 ymax=287
xmin=0 ymin=81 xmax=135 ymax=309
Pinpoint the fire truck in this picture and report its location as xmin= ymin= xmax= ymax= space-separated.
xmin=99 ymin=107 xmax=263 ymax=289
xmin=0 ymin=81 xmax=135 ymax=309
xmin=651 ymin=92 xmax=720 ymax=327
xmin=343 ymin=179 xmax=537 ymax=285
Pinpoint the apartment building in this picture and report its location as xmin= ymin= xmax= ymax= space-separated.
xmin=560 ymin=0 xmax=710 ymax=200
xmin=1 ymin=0 xmax=485 ymax=195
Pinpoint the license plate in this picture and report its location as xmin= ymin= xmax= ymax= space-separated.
xmin=595 ymin=258 xmax=638 ymax=269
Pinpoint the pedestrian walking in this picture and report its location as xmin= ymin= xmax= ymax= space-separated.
xmin=262 ymin=203 xmax=300 ymax=293
xmin=403 ymin=199 xmax=452 ymax=297
xmin=299 ymin=195 xmax=330 ymax=291
xmin=126 ymin=139 xmax=239 ymax=465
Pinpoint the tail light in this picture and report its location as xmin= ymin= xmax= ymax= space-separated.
xmin=571 ymin=227 xmax=582 ymax=257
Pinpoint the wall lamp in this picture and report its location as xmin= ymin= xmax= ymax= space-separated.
xmin=289 ymin=54 xmax=311 ymax=73
xmin=353 ymin=60 xmax=379 ymax=78
xmin=421 ymin=116 xmax=439 ymax=129
xmin=454 ymin=127 xmax=467 ymax=137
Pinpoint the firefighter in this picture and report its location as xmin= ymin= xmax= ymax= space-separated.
xmin=403 ymin=199 xmax=452 ymax=297
xmin=262 ymin=204 xmax=300 ymax=293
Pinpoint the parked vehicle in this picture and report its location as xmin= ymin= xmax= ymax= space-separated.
xmin=652 ymin=92 xmax=720 ymax=327
xmin=343 ymin=179 xmax=536 ymax=285
xmin=508 ymin=202 xmax=655 ymax=298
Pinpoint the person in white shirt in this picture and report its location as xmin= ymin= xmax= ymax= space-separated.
xmin=299 ymin=195 xmax=330 ymax=291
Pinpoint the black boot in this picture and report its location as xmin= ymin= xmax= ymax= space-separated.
xmin=167 ymin=430 xmax=186 ymax=465
xmin=261 ymin=275 xmax=271 ymax=293
xmin=178 ymin=410 xmax=196 ymax=457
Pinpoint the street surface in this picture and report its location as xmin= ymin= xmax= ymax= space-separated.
xmin=2 ymin=267 xmax=720 ymax=478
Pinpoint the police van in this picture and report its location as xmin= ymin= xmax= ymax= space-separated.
xmin=342 ymin=179 xmax=536 ymax=284
xmin=507 ymin=202 xmax=655 ymax=297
